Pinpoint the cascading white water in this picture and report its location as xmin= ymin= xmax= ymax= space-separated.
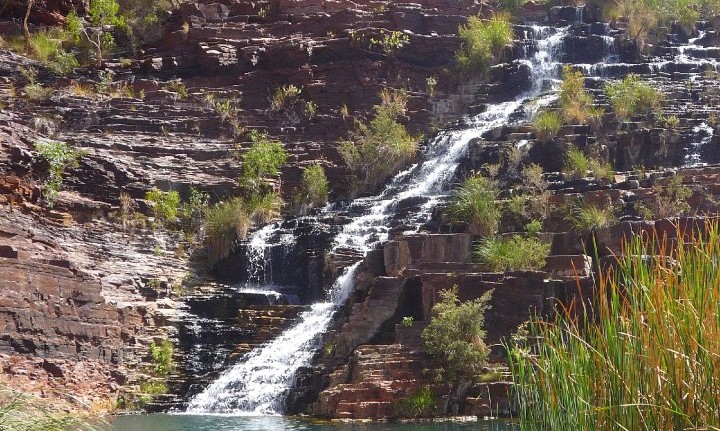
xmin=685 ymin=122 xmax=715 ymax=166
xmin=187 ymin=22 xmax=571 ymax=416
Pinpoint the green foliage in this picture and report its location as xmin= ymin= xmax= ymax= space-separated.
xmin=533 ymin=111 xmax=562 ymax=142
xmin=240 ymin=131 xmax=288 ymax=194
xmin=270 ymin=84 xmax=302 ymax=111
xmin=425 ymin=75 xmax=438 ymax=97
xmin=339 ymin=89 xmax=419 ymax=194
xmin=34 ymin=141 xmax=83 ymax=208
xmin=566 ymin=200 xmax=615 ymax=231
xmin=180 ymin=187 xmax=210 ymax=231
xmin=369 ymin=29 xmax=409 ymax=56
xmin=604 ymin=74 xmax=663 ymax=121
xmin=456 ymin=13 xmax=513 ymax=76
xmin=563 ymin=148 xmax=614 ymax=181
xmin=303 ymin=100 xmax=318 ymax=119
xmin=639 ymin=175 xmax=692 ymax=219
xmin=145 ymin=188 xmax=180 ymax=225
xmin=520 ymin=163 xmax=548 ymax=193
xmin=497 ymin=0 xmax=535 ymax=13
xmin=558 ymin=66 xmax=596 ymax=125
xmin=525 ymin=219 xmax=543 ymax=237
xmin=422 ymin=286 xmax=492 ymax=381
xmin=165 ymin=81 xmax=188 ymax=99
xmin=402 ymin=316 xmax=414 ymax=327
xmin=510 ymin=224 xmax=720 ymax=430
xmin=0 ymin=386 xmax=105 ymax=431
xmin=149 ymin=340 xmax=174 ymax=376
xmin=23 ymin=83 xmax=53 ymax=102
xmin=246 ymin=192 xmax=284 ymax=225
xmin=474 ymin=235 xmax=550 ymax=272
xmin=15 ymin=30 xmax=79 ymax=75
xmin=299 ymin=163 xmax=329 ymax=210
xmin=204 ymin=197 xmax=250 ymax=260
xmin=447 ymin=175 xmax=499 ymax=237
xmin=395 ymin=387 xmax=437 ymax=418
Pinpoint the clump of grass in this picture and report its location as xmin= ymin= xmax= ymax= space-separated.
xmin=558 ymin=66 xmax=601 ymax=126
xmin=456 ymin=13 xmax=513 ymax=76
xmin=34 ymin=140 xmax=83 ymax=208
xmin=510 ymin=221 xmax=720 ymax=430
xmin=339 ymin=88 xmax=419 ymax=194
xmin=604 ymin=74 xmax=663 ymax=121
xmin=563 ymin=147 xmax=614 ymax=181
xmin=394 ymin=386 xmax=437 ymax=418
xmin=533 ymin=110 xmax=562 ymax=142
xmin=296 ymin=163 xmax=329 ymax=212
xmin=23 ymin=82 xmax=53 ymax=102
xmin=270 ymin=84 xmax=302 ymax=111
xmin=474 ymin=235 xmax=549 ymax=272
xmin=0 ymin=386 xmax=105 ymax=431
xmin=446 ymin=175 xmax=499 ymax=237
xmin=565 ymin=199 xmax=615 ymax=231
xmin=638 ymin=174 xmax=692 ymax=219
xmin=204 ymin=197 xmax=251 ymax=260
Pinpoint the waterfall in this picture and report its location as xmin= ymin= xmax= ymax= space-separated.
xmin=186 ymin=21 xmax=572 ymax=416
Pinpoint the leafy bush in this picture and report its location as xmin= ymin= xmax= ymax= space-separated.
xmin=149 ymin=340 xmax=174 ymax=376
xmin=510 ymin=224 xmax=720 ymax=430
xmin=145 ymin=188 xmax=180 ymax=225
xmin=604 ymin=74 xmax=663 ymax=121
xmin=369 ymin=30 xmax=409 ymax=56
xmin=533 ymin=111 xmax=562 ymax=142
xmin=566 ymin=200 xmax=615 ymax=231
xmin=204 ymin=197 xmax=250 ymax=260
xmin=270 ymin=84 xmax=302 ymax=111
xmin=474 ymin=235 xmax=550 ymax=272
xmin=339 ymin=89 xmax=419 ymax=194
xmin=395 ymin=386 xmax=437 ymax=418
xmin=446 ymin=175 xmax=500 ymax=237
xmin=422 ymin=286 xmax=492 ymax=381
xmin=34 ymin=141 xmax=83 ymax=208
xmin=180 ymin=187 xmax=210 ymax=231
xmin=240 ymin=130 xmax=288 ymax=194
xmin=456 ymin=13 xmax=513 ymax=76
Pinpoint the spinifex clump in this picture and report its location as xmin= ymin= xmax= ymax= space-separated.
xmin=510 ymin=220 xmax=720 ymax=430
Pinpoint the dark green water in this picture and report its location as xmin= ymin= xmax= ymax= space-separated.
xmin=112 ymin=414 xmax=518 ymax=431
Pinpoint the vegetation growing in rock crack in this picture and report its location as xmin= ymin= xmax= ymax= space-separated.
xmin=149 ymin=340 xmax=174 ymax=377
xmin=533 ymin=110 xmax=562 ymax=142
xmin=422 ymin=285 xmax=492 ymax=381
xmin=563 ymin=147 xmax=614 ymax=181
xmin=339 ymin=88 xmax=419 ymax=195
xmin=394 ymin=386 xmax=437 ymax=418
xmin=34 ymin=141 xmax=84 ymax=208
xmin=474 ymin=235 xmax=550 ymax=272
xmin=565 ymin=198 xmax=616 ymax=231
xmin=604 ymin=74 xmax=664 ymax=121
xmin=294 ymin=163 xmax=329 ymax=214
xmin=456 ymin=13 xmax=513 ymax=77
xmin=446 ymin=174 xmax=499 ymax=237
xmin=239 ymin=130 xmax=288 ymax=196
xmin=145 ymin=188 xmax=181 ymax=227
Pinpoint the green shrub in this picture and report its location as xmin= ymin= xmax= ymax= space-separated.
xmin=395 ymin=386 xmax=437 ymax=418
xmin=204 ymin=197 xmax=250 ymax=260
xmin=145 ymin=188 xmax=181 ymax=225
xmin=369 ymin=29 xmax=409 ymax=56
xmin=474 ymin=235 xmax=549 ymax=272
xmin=149 ymin=340 xmax=174 ymax=376
xmin=533 ymin=111 xmax=562 ymax=142
xmin=604 ymin=74 xmax=663 ymax=121
xmin=180 ymin=187 xmax=210 ymax=231
xmin=339 ymin=89 xmax=419 ymax=194
xmin=456 ymin=13 xmax=513 ymax=76
xmin=566 ymin=200 xmax=615 ymax=231
xmin=23 ymin=83 xmax=53 ymax=102
xmin=299 ymin=163 xmax=329 ymax=209
xmin=422 ymin=286 xmax=492 ymax=381
xmin=270 ymin=84 xmax=302 ymax=111
xmin=510 ymin=224 xmax=720 ymax=430
xmin=240 ymin=130 xmax=288 ymax=194
xmin=520 ymin=163 xmax=548 ymax=193
xmin=639 ymin=174 xmax=692 ymax=219
xmin=446 ymin=175 xmax=499 ymax=237
xmin=34 ymin=141 xmax=83 ymax=208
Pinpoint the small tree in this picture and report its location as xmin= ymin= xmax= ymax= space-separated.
xmin=66 ymin=0 xmax=125 ymax=67
xmin=422 ymin=286 xmax=492 ymax=381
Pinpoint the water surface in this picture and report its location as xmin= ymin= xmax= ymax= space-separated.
xmin=113 ymin=414 xmax=518 ymax=431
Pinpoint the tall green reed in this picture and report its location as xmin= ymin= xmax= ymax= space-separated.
xmin=510 ymin=221 xmax=720 ymax=430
